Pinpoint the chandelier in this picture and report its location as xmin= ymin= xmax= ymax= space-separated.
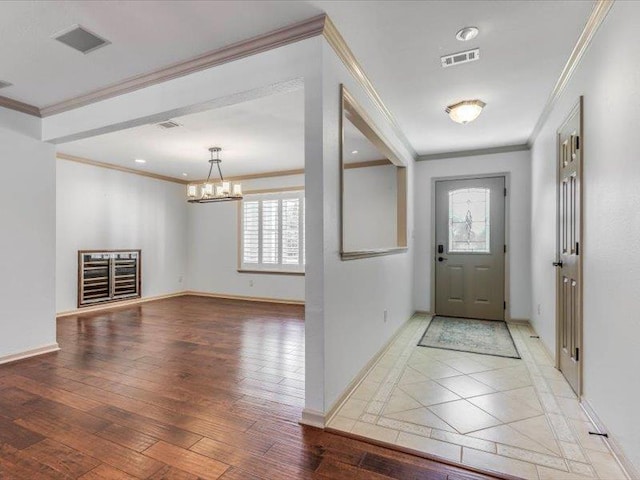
xmin=187 ymin=147 xmax=243 ymax=203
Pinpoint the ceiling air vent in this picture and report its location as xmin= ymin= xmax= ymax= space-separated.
xmin=441 ymin=48 xmax=480 ymax=68
xmin=157 ymin=121 xmax=181 ymax=129
xmin=53 ymin=25 xmax=110 ymax=54
xmin=0 ymin=80 xmax=13 ymax=89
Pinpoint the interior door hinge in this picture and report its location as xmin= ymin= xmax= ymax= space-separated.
xmin=575 ymin=347 xmax=580 ymax=362
xmin=503 ymin=301 xmax=506 ymax=310
xmin=504 ymin=187 xmax=507 ymax=197
xmin=504 ymin=244 xmax=507 ymax=253
xmin=575 ymin=242 xmax=580 ymax=255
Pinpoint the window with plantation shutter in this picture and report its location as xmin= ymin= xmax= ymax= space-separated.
xmin=240 ymin=191 xmax=305 ymax=273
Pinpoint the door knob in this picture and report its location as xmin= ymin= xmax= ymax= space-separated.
xmin=553 ymin=261 xmax=563 ymax=267
xmin=438 ymin=256 xmax=447 ymax=262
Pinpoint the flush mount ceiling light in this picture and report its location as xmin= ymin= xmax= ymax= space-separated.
xmin=445 ymin=100 xmax=486 ymax=124
xmin=134 ymin=158 xmax=146 ymax=164
xmin=186 ymin=147 xmax=243 ymax=203
xmin=456 ymin=26 xmax=479 ymax=42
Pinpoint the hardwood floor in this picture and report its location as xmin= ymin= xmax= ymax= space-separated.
xmin=0 ymin=295 xmax=502 ymax=479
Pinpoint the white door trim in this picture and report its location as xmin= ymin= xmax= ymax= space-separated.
xmin=429 ymin=173 xmax=511 ymax=320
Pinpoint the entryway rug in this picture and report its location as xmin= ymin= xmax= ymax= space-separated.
xmin=418 ymin=316 xmax=520 ymax=359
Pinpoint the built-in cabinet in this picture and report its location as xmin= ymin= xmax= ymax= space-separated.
xmin=78 ymin=250 xmax=141 ymax=307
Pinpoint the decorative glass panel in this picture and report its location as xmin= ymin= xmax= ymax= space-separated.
xmin=448 ymin=188 xmax=490 ymax=253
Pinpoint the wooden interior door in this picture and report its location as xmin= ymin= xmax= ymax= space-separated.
xmin=435 ymin=177 xmax=505 ymax=320
xmin=556 ymin=98 xmax=583 ymax=396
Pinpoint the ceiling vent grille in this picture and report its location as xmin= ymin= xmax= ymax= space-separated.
xmin=441 ymin=48 xmax=480 ymax=68
xmin=0 ymin=80 xmax=13 ymax=89
xmin=53 ymin=25 xmax=110 ymax=54
xmin=157 ymin=121 xmax=181 ymax=129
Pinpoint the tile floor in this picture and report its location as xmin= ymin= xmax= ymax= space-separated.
xmin=327 ymin=314 xmax=630 ymax=480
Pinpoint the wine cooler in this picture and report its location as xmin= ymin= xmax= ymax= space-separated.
xmin=78 ymin=250 xmax=141 ymax=307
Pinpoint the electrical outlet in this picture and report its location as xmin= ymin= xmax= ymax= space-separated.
xmin=383 ymin=309 xmax=388 ymax=323
xmin=178 ymin=275 xmax=183 ymax=284
xmin=249 ymin=280 xmax=254 ymax=287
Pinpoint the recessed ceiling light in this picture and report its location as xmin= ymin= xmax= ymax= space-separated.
xmin=445 ymin=100 xmax=486 ymax=124
xmin=456 ymin=26 xmax=479 ymax=42
xmin=351 ymin=150 xmax=359 ymax=155
xmin=182 ymin=173 xmax=188 ymax=177
xmin=134 ymin=159 xmax=146 ymax=164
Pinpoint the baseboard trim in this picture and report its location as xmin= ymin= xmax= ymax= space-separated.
xmin=299 ymin=409 xmax=326 ymax=429
xmin=507 ymin=318 xmax=531 ymax=326
xmin=580 ymin=397 xmax=639 ymax=480
xmin=56 ymin=292 xmax=185 ymax=318
xmin=0 ymin=343 xmax=60 ymax=366
xmin=323 ymin=311 xmax=423 ymax=427
xmin=184 ymin=290 xmax=304 ymax=306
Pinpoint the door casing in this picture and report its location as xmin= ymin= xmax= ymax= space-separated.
xmin=555 ymin=97 xmax=584 ymax=396
xmin=429 ymin=173 xmax=512 ymax=320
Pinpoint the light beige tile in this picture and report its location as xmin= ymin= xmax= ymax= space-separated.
xmin=351 ymin=380 xmax=381 ymax=401
xmin=568 ymin=461 xmax=596 ymax=477
xmin=462 ymin=447 xmax=539 ymax=480
xmin=396 ymin=432 xmax=461 ymax=462
xmin=397 ymin=366 xmax=430 ymax=385
xmin=381 ymin=389 xmax=423 ymax=415
xmin=468 ymin=391 xmax=542 ymax=423
xmin=407 ymin=356 xmax=462 ymax=379
xmin=546 ymin=378 xmax=578 ymax=399
xmin=568 ymin=419 xmax=609 ymax=453
xmin=351 ymin=421 xmax=400 ymax=444
xmin=360 ymin=413 xmax=377 ymax=423
xmin=497 ymin=444 xmax=568 ymax=471
xmin=584 ymin=449 xmax=629 ymax=480
xmin=399 ymin=380 xmax=460 ymax=407
xmin=510 ymin=415 xmax=562 ymax=456
xmin=555 ymin=396 xmax=590 ymax=422
xmin=471 ymin=365 xmax=533 ymax=391
xmin=537 ymin=466 xmax=594 ymax=480
xmin=368 ymin=366 xmax=391 ymax=383
xmin=560 ymin=441 xmax=588 ymax=463
xmin=471 ymin=424 xmax=560 ymax=456
xmin=339 ymin=398 xmax=368 ymax=420
xmin=548 ymin=413 xmax=576 ymax=443
xmin=435 ymin=375 xmax=496 ymax=398
xmin=377 ymin=417 xmax=432 ymax=437
xmin=504 ymin=386 xmax=544 ymax=412
xmin=428 ymin=400 xmax=502 ymax=434
xmin=329 ymin=416 xmax=356 ymax=432
xmin=440 ymin=357 xmax=494 ymax=375
xmin=386 ymin=407 xmax=456 ymax=432
xmin=430 ymin=429 xmax=496 ymax=453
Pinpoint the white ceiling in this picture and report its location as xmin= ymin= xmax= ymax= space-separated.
xmin=311 ymin=0 xmax=594 ymax=155
xmin=2 ymin=1 xmax=595 ymax=162
xmin=59 ymin=88 xmax=306 ymax=179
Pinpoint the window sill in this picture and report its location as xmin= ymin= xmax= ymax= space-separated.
xmin=237 ymin=269 xmax=305 ymax=276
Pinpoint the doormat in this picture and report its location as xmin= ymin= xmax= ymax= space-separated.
xmin=418 ymin=316 xmax=520 ymax=359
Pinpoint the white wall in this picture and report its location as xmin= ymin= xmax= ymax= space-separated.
xmin=56 ymin=159 xmax=188 ymax=312
xmin=316 ymin=40 xmax=416 ymax=412
xmin=187 ymin=174 xmax=305 ymax=301
xmin=343 ymin=165 xmax=397 ymax=251
xmin=530 ymin=2 xmax=640 ymax=470
xmin=413 ymin=151 xmax=532 ymax=320
xmin=0 ymin=109 xmax=57 ymax=358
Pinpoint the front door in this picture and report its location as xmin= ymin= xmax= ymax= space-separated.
xmin=556 ymin=99 xmax=583 ymax=396
xmin=435 ymin=177 xmax=505 ymax=320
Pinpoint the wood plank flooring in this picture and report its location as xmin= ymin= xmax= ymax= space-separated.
xmin=0 ymin=295 xmax=502 ymax=479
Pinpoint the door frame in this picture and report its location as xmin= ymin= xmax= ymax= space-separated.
xmin=429 ymin=173 xmax=511 ymax=320
xmin=555 ymin=97 xmax=584 ymax=395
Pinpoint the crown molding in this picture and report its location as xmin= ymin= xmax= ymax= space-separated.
xmin=528 ymin=0 xmax=614 ymax=145
xmin=0 ymin=95 xmax=41 ymax=117
xmin=39 ymin=15 xmax=327 ymax=117
xmin=322 ymin=17 xmax=417 ymax=160
xmin=57 ymin=152 xmax=188 ymax=185
xmin=417 ymin=144 xmax=530 ymax=162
